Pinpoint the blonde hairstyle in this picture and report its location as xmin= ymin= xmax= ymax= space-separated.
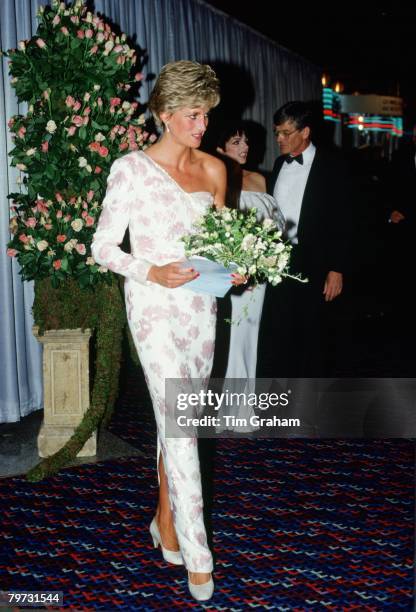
xmin=148 ymin=60 xmax=220 ymax=127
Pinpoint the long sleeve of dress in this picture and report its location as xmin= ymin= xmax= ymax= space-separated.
xmin=91 ymin=157 xmax=153 ymax=284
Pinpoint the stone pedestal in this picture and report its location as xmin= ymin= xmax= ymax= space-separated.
xmin=33 ymin=327 xmax=96 ymax=457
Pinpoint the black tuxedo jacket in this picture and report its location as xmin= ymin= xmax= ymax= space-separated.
xmin=269 ymin=147 xmax=352 ymax=284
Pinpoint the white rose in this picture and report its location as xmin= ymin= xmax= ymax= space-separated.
xmin=103 ymin=40 xmax=114 ymax=55
xmin=64 ymin=238 xmax=78 ymax=252
xmin=241 ymin=234 xmax=256 ymax=251
xmin=26 ymin=148 xmax=36 ymax=156
xmin=37 ymin=240 xmax=48 ymax=251
xmin=263 ymin=218 xmax=274 ymax=228
xmin=71 ymin=219 xmax=83 ymax=232
xmin=94 ymin=132 xmax=106 ymax=142
xmin=78 ymin=157 xmax=88 ymax=168
xmin=46 ymin=120 xmax=57 ymax=134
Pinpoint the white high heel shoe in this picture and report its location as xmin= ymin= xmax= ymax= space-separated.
xmin=149 ymin=518 xmax=183 ymax=565
xmin=188 ymin=573 xmax=214 ymax=601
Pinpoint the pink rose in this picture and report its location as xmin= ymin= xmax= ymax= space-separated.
xmin=110 ymin=97 xmax=121 ymax=107
xmin=41 ymin=141 xmax=49 ymax=153
xmin=94 ymin=166 xmax=102 ymax=174
xmin=55 ymin=192 xmax=63 ymax=202
xmin=89 ymin=45 xmax=98 ymax=55
xmin=119 ymin=142 xmax=128 ymax=152
xmin=72 ymin=115 xmax=84 ymax=127
xmin=77 ymin=30 xmax=85 ymax=39
xmin=18 ymin=234 xmax=29 ymax=243
xmin=73 ymin=101 xmax=81 ymax=112
xmin=65 ymin=95 xmax=75 ymax=108
xmin=98 ymin=146 xmax=108 ymax=158
xmin=56 ymin=210 xmax=63 ymax=219
xmin=17 ymin=126 xmax=26 ymax=139
xmin=88 ymin=141 xmax=100 ymax=152
xmin=135 ymin=72 xmax=144 ymax=81
xmin=36 ymin=38 xmax=46 ymax=49
xmin=60 ymin=26 xmax=69 ymax=36
xmin=57 ymin=234 xmax=66 ymax=243
xmin=53 ymin=260 xmax=62 ymax=270
xmin=25 ymin=217 xmax=37 ymax=228
xmin=85 ymin=29 xmax=93 ymax=39
xmin=52 ymin=14 xmax=60 ymax=26
xmin=75 ymin=243 xmax=86 ymax=255
xmin=7 ymin=248 xmax=18 ymax=257
xmin=67 ymin=126 xmax=76 ymax=136
xmin=85 ymin=215 xmax=95 ymax=227
xmin=86 ymin=190 xmax=94 ymax=202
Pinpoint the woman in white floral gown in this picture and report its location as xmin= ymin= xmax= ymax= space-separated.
xmin=92 ymin=61 xmax=245 ymax=601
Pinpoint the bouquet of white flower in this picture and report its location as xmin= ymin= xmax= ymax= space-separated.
xmin=182 ymin=206 xmax=304 ymax=290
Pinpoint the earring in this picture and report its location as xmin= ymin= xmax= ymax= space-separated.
xmin=165 ymin=122 xmax=170 ymax=133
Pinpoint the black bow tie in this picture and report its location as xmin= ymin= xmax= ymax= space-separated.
xmin=285 ymin=153 xmax=303 ymax=165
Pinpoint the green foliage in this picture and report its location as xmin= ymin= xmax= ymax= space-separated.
xmin=4 ymin=0 xmax=156 ymax=288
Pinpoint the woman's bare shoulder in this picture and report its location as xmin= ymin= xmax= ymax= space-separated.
xmin=195 ymin=149 xmax=226 ymax=173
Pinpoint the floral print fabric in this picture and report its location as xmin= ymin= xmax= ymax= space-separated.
xmin=92 ymin=151 xmax=216 ymax=571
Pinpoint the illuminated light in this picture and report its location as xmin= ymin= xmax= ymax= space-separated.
xmin=358 ymin=116 xmax=364 ymax=123
xmin=321 ymin=74 xmax=327 ymax=86
xmin=358 ymin=125 xmax=364 ymax=131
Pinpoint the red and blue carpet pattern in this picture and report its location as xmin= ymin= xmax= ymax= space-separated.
xmin=0 ymin=371 xmax=414 ymax=610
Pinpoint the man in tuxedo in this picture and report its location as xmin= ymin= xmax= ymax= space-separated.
xmin=264 ymin=101 xmax=351 ymax=378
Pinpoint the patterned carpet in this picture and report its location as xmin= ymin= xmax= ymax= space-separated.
xmin=0 ymin=365 xmax=414 ymax=610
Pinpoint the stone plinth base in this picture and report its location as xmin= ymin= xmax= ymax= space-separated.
xmin=33 ymin=326 xmax=96 ymax=458
xmin=37 ymin=424 xmax=96 ymax=458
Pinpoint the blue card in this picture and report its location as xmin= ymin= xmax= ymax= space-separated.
xmin=181 ymin=257 xmax=238 ymax=297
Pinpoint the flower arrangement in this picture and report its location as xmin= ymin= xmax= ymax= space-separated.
xmin=182 ymin=206 xmax=304 ymax=286
xmin=4 ymin=0 xmax=156 ymax=288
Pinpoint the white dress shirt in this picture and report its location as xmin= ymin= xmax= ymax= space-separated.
xmin=273 ymin=142 xmax=316 ymax=244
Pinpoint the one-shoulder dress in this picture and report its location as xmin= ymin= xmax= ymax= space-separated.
xmin=92 ymin=150 xmax=216 ymax=572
